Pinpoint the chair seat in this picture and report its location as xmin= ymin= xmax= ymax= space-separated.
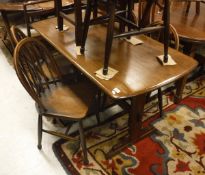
xmin=41 ymin=81 xmax=97 ymax=119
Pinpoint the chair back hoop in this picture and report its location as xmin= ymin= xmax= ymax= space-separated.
xmin=149 ymin=21 xmax=179 ymax=50
xmin=169 ymin=23 xmax=179 ymax=50
xmin=10 ymin=25 xmax=27 ymax=46
xmin=13 ymin=37 xmax=62 ymax=108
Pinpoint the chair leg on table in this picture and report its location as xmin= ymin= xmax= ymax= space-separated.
xmin=37 ymin=114 xmax=43 ymax=150
xmin=78 ymin=120 xmax=89 ymax=165
xmin=103 ymin=1 xmax=115 ymax=75
xmin=80 ymin=0 xmax=92 ymax=54
xmin=157 ymin=88 xmax=163 ymax=117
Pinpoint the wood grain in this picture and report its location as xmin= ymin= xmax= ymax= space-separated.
xmin=32 ymin=17 xmax=198 ymax=99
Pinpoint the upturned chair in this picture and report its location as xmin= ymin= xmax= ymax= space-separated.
xmin=13 ymin=37 xmax=99 ymax=164
xmin=80 ymin=0 xmax=170 ymax=75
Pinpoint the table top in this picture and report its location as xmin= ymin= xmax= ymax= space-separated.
xmin=0 ymin=0 xmax=73 ymax=11
xmin=32 ymin=17 xmax=197 ymax=99
xmin=165 ymin=1 xmax=204 ymax=43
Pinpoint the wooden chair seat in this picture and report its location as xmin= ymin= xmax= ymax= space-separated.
xmin=40 ymin=81 xmax=97 ymax=118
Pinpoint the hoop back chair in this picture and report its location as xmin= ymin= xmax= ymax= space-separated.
xmin=13 ymin=37 xmax=98 ymax=164
xmin=10 ymin=25 xmax=26 ymax=46
xmin=10 ymin=25 xmax=78 ymax=81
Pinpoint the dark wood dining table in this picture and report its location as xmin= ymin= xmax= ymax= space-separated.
xmin=32 ymin=17 xmax=197 ymax=157
xmin=154 ymin=0 xmax=205 ymax=55
xmin=169 ymin=1 xmax=205 ymax=44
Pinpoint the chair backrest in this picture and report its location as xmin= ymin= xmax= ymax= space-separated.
xmin=148 ymin=21 xmax=179 ymax=50
xmin=138 ymin=0 xmax=163 ymax=27
xmin=10 ymin=25 xmax=27 ymax=46
xmin=13 ymin=37 xmax=62 ymax=108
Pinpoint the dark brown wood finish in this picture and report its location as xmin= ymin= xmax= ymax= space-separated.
xmin=0 ymin=0 xmax=73 ymax=52
xmin=10 ymin=25 xmax=76 ymax=78
xmin=155 ymin=1 xmax=205 ymax=43
xmin=32 ymin=17 xmax=197 ymax=153
xmin=81 ymin=0 xmax=171 ymax=75
xmin=0 ymin=0 xmax=72 ymax=11
xmin=14 ymin=37 xmax=98 ymax=164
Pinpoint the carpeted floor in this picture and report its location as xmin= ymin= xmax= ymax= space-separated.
xmin=53 ymin=75 xmax=205 ymax=175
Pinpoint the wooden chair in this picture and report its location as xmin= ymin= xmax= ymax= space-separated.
xmin=13 ymin=37 xmax=99 ymax=164
xmin=10 ymin=25 xmax=76 ymax=79
xmin=80 ymin=0 xmax=170 ymax=75
xmin=10 ymin=25 xmax=27 ymax=46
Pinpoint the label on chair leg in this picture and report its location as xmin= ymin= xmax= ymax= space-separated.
xmin=157 ymin=54 xmax=177 ymax=65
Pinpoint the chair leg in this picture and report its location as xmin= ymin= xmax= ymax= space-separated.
xmin=157 ymin=88 xmax=163 ymax=117
xmin=78 ymin=120 xmax=89 ymax=165
xmin=103 ymin=1 xmax=115 ymax=75
xmin=37 ymin=114 xmax=43 ymax=149
xmin=80 ymin=0 xmax=92 ymax=54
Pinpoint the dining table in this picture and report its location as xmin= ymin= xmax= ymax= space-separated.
xmin=170 ymin=1 xmax=205 ymax=44
xmin=32 ymin=17 xmax=197 ymax=158
xmin=155 ymin=0 xmax=205 ymax=54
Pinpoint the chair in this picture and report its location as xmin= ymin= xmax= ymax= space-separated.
xmin=10 ymin=25 xmax=27 ymax=46
xmin=10 ymin=25 xmax=76 ymax=80
xmin=13 ymin=37 xmax=99 ymax=164
xmin=80 ymin=0 xmax=171 ymax=75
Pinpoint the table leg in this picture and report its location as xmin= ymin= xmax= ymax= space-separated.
xmin=174 ymin=75 xmax=188 ymax=104
xmin=196 ymin=1 xmax=200 ymax=14
xmin=105 ymin=93 xmax=155 ymax=159
xmin=1 ymin=10 xmax=15 ymax=53
xmin=129 ymin=93 xmax=155 ymax=141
